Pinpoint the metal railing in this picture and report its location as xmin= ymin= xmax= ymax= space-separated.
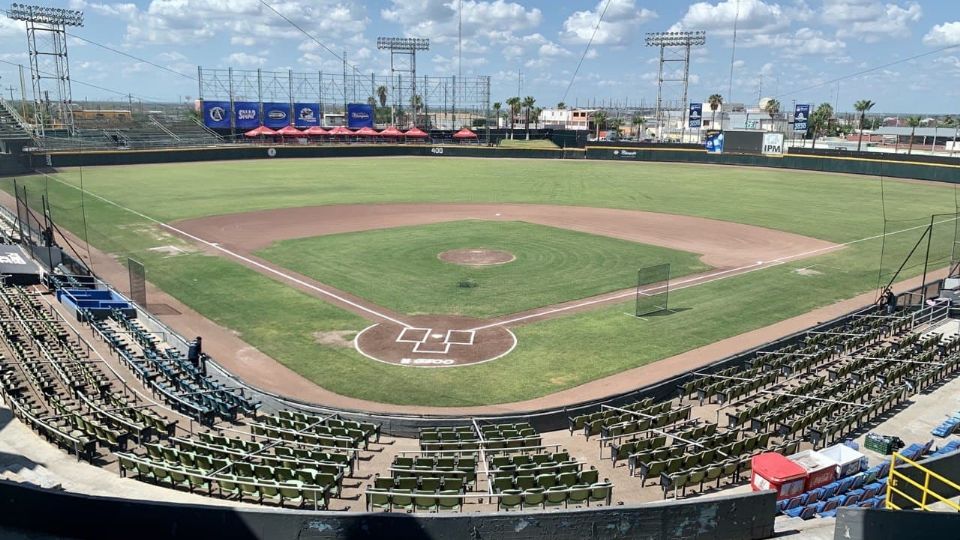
xmin=885 ymin=451 xmax=960 ymax=511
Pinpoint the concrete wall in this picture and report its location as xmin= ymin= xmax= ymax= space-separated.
xmin=834 ymin=507 xmax=960 ymax=540
xmin=0 ymin=479 xmax=776 ymax=540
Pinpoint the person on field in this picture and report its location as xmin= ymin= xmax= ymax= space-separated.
xmin=878 ymin=288 xmax=897 ymax=315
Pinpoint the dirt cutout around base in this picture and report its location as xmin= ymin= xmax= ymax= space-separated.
xmin=355 ymin=315 xmax=516 ymax=367
xmin=439 ymin=248 xmax=516 ymax=267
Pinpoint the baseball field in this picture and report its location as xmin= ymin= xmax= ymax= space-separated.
xmin=8 ymin=157 xmax=958 ymax=406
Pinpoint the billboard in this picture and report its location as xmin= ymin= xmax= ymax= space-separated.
xmin=294 ymin=103 xmax=321 ymax=128
xmin=202 ymin=101 xmax=231 ymax=129
xmin=762 ymin=132 xmax=785 ymax=156
xmin=689 ymin=103 xmax=703 ymax=129
xmin=263 ymin=102 xmax=292 ymax=128
xmin=346 ymin=103 xmax=374 ymax=129
xmin=794 ymin=104 xmax=810 ymax=132
xmin=233 ymin=101 xmax=260 ymax=129
xmin=723 ymin=130 xmax=765 ymax=154
xmin=705 ymin=131 xmax=724 ymax=154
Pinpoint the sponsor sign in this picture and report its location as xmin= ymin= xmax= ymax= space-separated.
xmin=346 ymin=103 xmax=374 ymax=129
xmin=202 ymin=100 xmax=231 ymax=129
xmin=794 ymin=104 xmax=810 ymax=132
xmin=689 ymin=103 xmax=703 ymax=129
xmin=705 ymin=130 xmax=724 ymax=154
xmin=233 ymin=101 xmax=259 ymax=129
xmin=294 ymin=103 xmax=321 ymax=128
xmin=263 ymin=102 xmax=291 ymax=128
xmin=762 ymin=132 xmax=785 ymax=156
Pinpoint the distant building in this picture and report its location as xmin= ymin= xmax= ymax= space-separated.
xmin=539 ymin=108 xmax=595 ymax=131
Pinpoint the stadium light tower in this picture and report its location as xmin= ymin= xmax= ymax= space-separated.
xmin=377 ymin=37 xmax=429 ymax=127
xmin=9 ymin=3 xmax=84 ymax=136
xmin=645 ymin=31 xmax=706 ymax=141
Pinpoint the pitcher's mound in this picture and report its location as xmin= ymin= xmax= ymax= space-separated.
xmin=439 ymin=248 xmax=515 ymax=267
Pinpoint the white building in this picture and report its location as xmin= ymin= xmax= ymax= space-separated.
xmin=538 ymin=108 xmax=595 ymax=130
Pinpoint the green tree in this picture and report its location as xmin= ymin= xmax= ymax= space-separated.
xmin=763 ymin=99 xmax=780 ymax=116
xmin=593 ymin=110 xmax=608 ymax=138
xmin=906 ymin=115 xmax=922 ymax=155
xmin=557 ymin=101 xmax=566 ymax=110
xmin=492 ymin=101 xmax=501 ymax=128
xmin=506 ymin=96 xmax=521 ymax=136
xmin=708 ymin=94 xmax=723 ymax=129
xmin=809 ymin=103 xmax=834 ymax=148
xmin=853 ymin=99 xmax=875 ymax=153
xmin=522 ymin=96 xmax=536 ymax=131
xmin=376 ymin=85 xmax=388 ymax=108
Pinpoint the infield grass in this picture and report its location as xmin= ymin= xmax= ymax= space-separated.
xmin=6 ymin=158 xmax=959 ymax=405
xmin=256 ymin=220 xmax=708 ymax=318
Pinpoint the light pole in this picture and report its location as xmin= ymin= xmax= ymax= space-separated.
xmin=645 ymin=31 xmax=706 ymax=141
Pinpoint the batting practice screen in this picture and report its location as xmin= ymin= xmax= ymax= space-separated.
xmin=128 ymin=258 xmax=146 ymax=306
xmin=635 ymin=263 xmax=671 ymax=317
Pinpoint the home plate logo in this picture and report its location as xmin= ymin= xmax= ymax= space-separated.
xmin=353 ymin=315 xmax=517 ymax=367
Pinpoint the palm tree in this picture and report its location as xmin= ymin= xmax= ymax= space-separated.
xmin=853 ymin=99 xmax=875 ymax=153
xmin=632 ymin=114 xmax=645 ymax=137
xmin=506 ymin=96 xmax=520 ymax=137
xmin=945 ymin=115 xmax=958 ymax=156
xmin=492 ymin=102 xmax=501 ymax=128
xmin=410 ymin=94 xmax=423 ymax=127
xmin=809 ymin=103 xmax=834 ymax=149
xmin=557 ymin=102 xmax=566 ymax=110
xmin=532 ymin=107 xmax=543 ymax=129
xmin=522 ymin=95 xmax=536 ymax=131
xmin=763 ymin=99 xmax=781 ymax=116
xmin=376 ymin=85 xmax=388 ymax=109
xmin=906 ymin=115 xmax=921 ymax=155
xmin=708 ymin=94 xmax=723 ymax=130
xmin=593 ymin=110 xmax=607 ymax=139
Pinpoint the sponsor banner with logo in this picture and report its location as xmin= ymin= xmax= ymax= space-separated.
xmin=202 ymin=101 xmax=231 ymax=129
xmin=233 ymin=102 xmax=260 ymax=129
xmin=794 ymin=104 xmax=810 ymax=132
xmin=762 ymin=132 xmax=785 ymax=156
xmin=346 ymin=103 xmax=374 ymax=129
xmin=705 ymin=130 xmax=724 ymax=154
xmin=294 ymin=103 xmax=321 ymax=128
xmin=689 ymin=103 xmax=703 ymax=128
xmin=263 ymin=102 xmax=292 ymax=128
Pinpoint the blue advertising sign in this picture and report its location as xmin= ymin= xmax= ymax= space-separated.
xmin=233 ymin=101 xmax=260 ymax=129
xmin=705 ymin=131 xmax=724 ymax=154
xmin=689 ymin=103 xmax=703 ymax=129
xmin=202 ymin=101 xmax=231 ymax=129
xmin=294 ymin=103 xmax=321 ymax=128
xmin=346 ymin=103 xmax=374 ymax=129
xmin=263 ymin=102 xmax=292 ymax=128
xmin=794 ymin=104 xmax=810 ymax=132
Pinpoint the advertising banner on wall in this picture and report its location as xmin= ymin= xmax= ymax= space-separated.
xmin=794 ymin=104 xmax=810 ymax=132
xmin=762 ymin=132 xmax=785 ymax=156
xmin=233 ymin=102 xmax=260 ymax=129
xmin=689 ymin=103 xmax=703 ymax=128
xmin=294 ymin=103 xmax=321 ymax=128
xmin=346 ymin=103 xmax=374 ymax=129
xmin=705 ymin=131 xmax=724 ymax=154
xmin=202 ymin=101 xmax=231 ymax=129
xmin=263 ymin=102 xmax=292 ymax=128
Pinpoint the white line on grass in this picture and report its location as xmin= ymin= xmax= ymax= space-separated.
xmin=38 ymin=171 xmax=412 ymax=328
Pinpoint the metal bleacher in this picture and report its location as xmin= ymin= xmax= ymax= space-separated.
xmin=37 ymin=112 xmax=222 ymax=151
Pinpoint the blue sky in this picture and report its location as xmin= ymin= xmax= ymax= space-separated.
xmin=0 ymin=0 xmax=958 ymax=113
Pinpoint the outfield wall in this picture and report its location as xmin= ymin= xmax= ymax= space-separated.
xmin=0 ymin=478 xmax=776 ymax=540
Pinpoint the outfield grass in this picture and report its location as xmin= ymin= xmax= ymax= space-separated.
xmin=256 ymin=220 xmax=708 ymax=318
xmin=7 ymin=158 xmax=958 ymax=406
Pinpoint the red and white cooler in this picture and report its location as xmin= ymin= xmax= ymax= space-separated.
xmin=751 ymin=452 xmax=808 ymax=500
xmin=789 ymin=449 xmax=838 ymax=491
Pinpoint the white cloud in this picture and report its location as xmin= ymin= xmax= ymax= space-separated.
xmin=224 ymin=52 xmax=267 ymax=68
xmin=741 ymin=27 xmax=847 ymax=58
xmin=671 ymin=0 xmax=789 ymax=36
xmin=821 ymin=1 xmax=922 ymax=42
xmin=924 ymin=21 xmax=960 ymax=47
xmin=382 ymin=0 xmax=541 ymax=43
xmin=561 ymin=0 xmax=656 ymax=46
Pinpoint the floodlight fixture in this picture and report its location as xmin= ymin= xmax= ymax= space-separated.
xmin=644 ymin=31 xmax=705 ymax=48
xmin=377 ymin=37 xmax=430 ymax=51
xmin=8 ymin=3 xmax=84 ymax=26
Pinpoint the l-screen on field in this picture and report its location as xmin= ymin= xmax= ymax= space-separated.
xmin=13 ymin=157 xmax=959 ymax=406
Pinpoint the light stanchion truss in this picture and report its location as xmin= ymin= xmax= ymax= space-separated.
xmin=644 ymin=31 xmax=705 ymax=142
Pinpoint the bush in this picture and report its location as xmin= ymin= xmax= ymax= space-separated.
xmin=458 ymin=277 xmax=479 ymax=288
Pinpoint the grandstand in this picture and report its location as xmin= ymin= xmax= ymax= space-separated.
xmin=36 ymin=112 xmax=222 ymax=151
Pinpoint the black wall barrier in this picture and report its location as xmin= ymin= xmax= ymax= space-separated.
xmin=0 ymin=479 xmax=776 ymax=540
xmin=887 ymin=448 xmax=960 ymax=510
xmin=833 ymin=507 xmax=960 ymax=540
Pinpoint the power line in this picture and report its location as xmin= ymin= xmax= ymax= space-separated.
xmin=561 ymin=0 xmax=612 ymax=104
xmin=65 ymin=32 xmax=196 ymax=81
xmin=257 ymin=0 xmax=363 ymax=76
xmin=0 ymin=58 xmax=166 ymax=102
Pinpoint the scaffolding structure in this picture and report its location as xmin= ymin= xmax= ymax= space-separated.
xmin=9 ymin=3 xmax=84 ymax=136
xmin=198 ymin=67 xmax=490 ymax=130
xmin=644 ymin=31 xmax=706 ymax=142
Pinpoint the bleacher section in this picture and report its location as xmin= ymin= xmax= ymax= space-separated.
xmin=37 ymin=113 xmax=222 ymax=151
xmin=0 ymin=99 xmax=31 ymax=140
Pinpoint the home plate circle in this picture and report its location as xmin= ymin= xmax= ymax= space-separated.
xmin=354 ymin=315 xmax=517 ymax=367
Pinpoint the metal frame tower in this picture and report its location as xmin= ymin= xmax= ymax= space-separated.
xmin=644 ymin=31 xmax=705 ymax=141
xmin=9 ymin=3 xmax=84 ymax=136
xmin=376 ymin=37 xmax=429 ymax=127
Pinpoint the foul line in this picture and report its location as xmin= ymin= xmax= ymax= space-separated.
xmin=38 ymin=171 xmax=412 ymax=328
xmin=470 ymin=215 xmax=960 ymax=331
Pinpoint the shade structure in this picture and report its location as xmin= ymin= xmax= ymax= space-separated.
xmin=276 ymin=125 xmax=304 ymax=137
xmin=302 ymin=126 xmax=329 ymax=136
xmin=403 ymin=127 xmax=429 ymax=138
xmin=379 ymin=126 xmax=404 ymax=137
xmin=328 ymin=126 xmax=355 ymax=136
xmin=354 ymin=127 xmax=379 ymax=137
xmin=244 ymin=125 xmax=278 ymax=137
xmin=452 ymin=128 xmax=478 ymax=139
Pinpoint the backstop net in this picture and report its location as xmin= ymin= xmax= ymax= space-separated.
xmin=635 ymin=263 xmax=671 ymax=317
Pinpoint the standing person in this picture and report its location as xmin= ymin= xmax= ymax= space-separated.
xmin=878 ymin=288 xmax=897 ymax=315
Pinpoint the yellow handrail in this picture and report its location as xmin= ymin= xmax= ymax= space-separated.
xmin=885 ymin=451 xmax=960 ymax=511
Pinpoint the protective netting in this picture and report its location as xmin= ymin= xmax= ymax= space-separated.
xmin=635 ymin=263 xmax=670 ymax=317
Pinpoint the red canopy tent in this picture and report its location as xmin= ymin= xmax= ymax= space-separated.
xmin=452 ymin=128 xmax=478 ymax=139
xmin=302 ymin=126 xmax=329 ymax=136
xmin=403 ymin=127 xmax=429 ymax=138
xmin=328 ymin=126 xmax=355 ymax=136
xmin=244 ymin=125 xmax=278 ymax=137
xmin=379 ymin=126 xmax=404 ymax=138
xmin=276 ymin=125 xmax=304 ymax=137
xmin=355 ymin=127 xmax=379 ymax=137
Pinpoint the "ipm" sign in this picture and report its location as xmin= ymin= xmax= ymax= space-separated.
xmin=762 ymin=133 xmax=785 ymax=157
